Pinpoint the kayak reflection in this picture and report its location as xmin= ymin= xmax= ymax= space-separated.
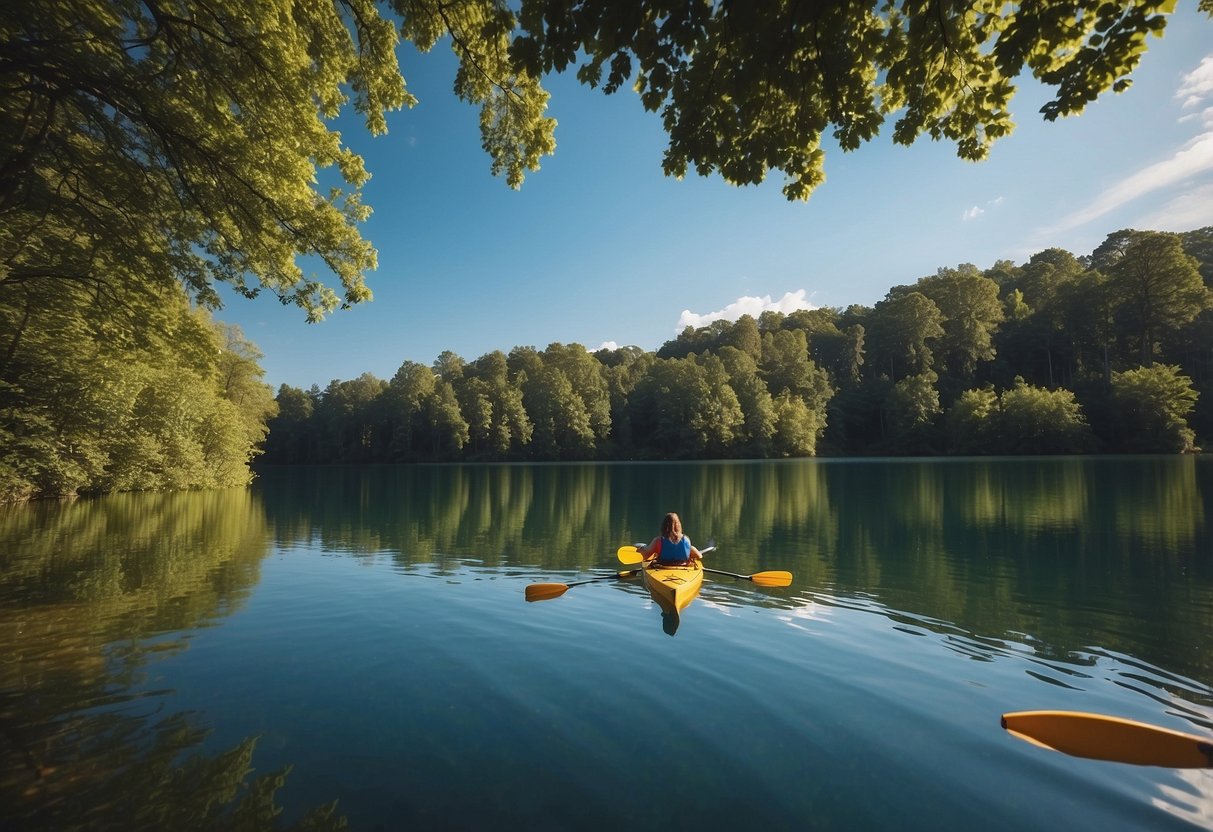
xmin=641 ymin=560 xmax=705 ymax=636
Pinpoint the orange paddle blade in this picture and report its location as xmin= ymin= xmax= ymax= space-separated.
xmin=524 ymin=583 xmax=570 ymax=602
xmin=1002 ymin=710 xmax=1213 ymax=768
xmin=617 ymin=545 xmax=645 ymax=564
xmin=749 ymin=570 xmax=793 ymax=587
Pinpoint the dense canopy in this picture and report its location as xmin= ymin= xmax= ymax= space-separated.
xmin=3 ymin=0 xmax=1209 ymax=318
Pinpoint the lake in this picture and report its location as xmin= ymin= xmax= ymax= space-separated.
xmin=2 ymin=457 xmax=1211 ymax=830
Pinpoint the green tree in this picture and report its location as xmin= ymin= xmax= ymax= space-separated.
xmin=1012 ymin=248 xmax=1085 ymax=310
xmin=512 ymin=0 xmax=1201 ymax=201
xmin=1 ymin=0 xmax=555 ymax=321
xmin=696 ymin=354 xmax=746 ymax=456
xmin=1 ymin=277 xmax=274 ymax=500
xmin=1090 ymin=229 xmax=1140 ymax=273
xmin=946 ymin=385 xmax=999 ymax=455
xmin=384 ymin=361 xmax=436 ymax=460
xmin=1109 ymin=231 xmax=1210 ymax=366
xmin=313 ymin=373 xmax=387 ymax=462
xmin=542 ymin=343 xmax=611 ymax=442
xmin=984 ymin=260 xmax=1023 ymax=291
xmin=264 ymin=385 xmax=316 ymax=464
xmin=771 ymin=392 xmax=821 ymax=458
xmin=381 ymin=360 xmax=475 ymax=460
xmin=806 ymin=323 xmax=866 ymax=390
xmin=433 ymin=350 xmax=467 ymax=382
xmin=524 ymin=365 xmax=595 ymax=458
xmin=1003 ymin=249 xmax=1086 ymax=386
xmin=999 ymin=380 xmax=1094 ymax=455
xmin=1110 ymin=364 xmax=1200 ymax=452
xmin=627 ymin=357 xmax=722 ymax=458
xmin=917 ymin=266 xmax=1004 ymax=378
xmin=460 ymin=378 xmax=497 ymax=455
xmin=465 ymin=351 xmax=532 ymax=456
xmin=725 ymin=315 xmax=763 ymax=360
xmin=884 ymin=371 xmax=942 ymax=451
xmin=718 ymin=347 xmax=777 ymax=455
xmin=214 ymin=324 xmax=278 ymax=455
xmin=1056 ymin=269 xmax=1117 ymax=382
xmin=596 ymin=345 xmax=653 ymax=453
xmin=867 ymin=292 xmax=944 ymax=380
xmin=1180 ymin=227 xmax=1213 ymax=287
xmin=758 ymin=329 xmax=814 ymax=395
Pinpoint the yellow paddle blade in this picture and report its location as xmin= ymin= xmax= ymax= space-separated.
xmin=1002 ymin=710 xmax=1213 ymax=768
xmin=617 ymin=545 xmax=645 ymax=564
xmin=750 ymin=570 xmax=793 ymax=587
xmin=524 ymin=583 xmax=570 ymax=602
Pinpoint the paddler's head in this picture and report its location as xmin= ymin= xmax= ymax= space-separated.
xmin=662 ymin=512 xmax=683 ymax=542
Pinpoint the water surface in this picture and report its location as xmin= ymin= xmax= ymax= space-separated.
xmin=2 ymin=458 xmax=1211 ymax=829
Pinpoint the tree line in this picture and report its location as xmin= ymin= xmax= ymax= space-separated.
xmin=5 ymin=0 xmax=1211 ymax=501
xmin=263 ymin=227 xmax=1212 ymax=465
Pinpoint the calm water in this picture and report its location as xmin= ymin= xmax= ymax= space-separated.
xmin=2 ymin=458 xmax=1212 ymax=830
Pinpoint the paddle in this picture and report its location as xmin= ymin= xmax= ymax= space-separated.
xmin=525 ymin=570 xmax=639 ymax=602
xmin=702 ymin=567 xmax=793 ymax=587
xmin=616 ymin=545 xmax=645 ymax=565
xmin=616 ymin=544 xmax=717 ymax=565
xmin=618 ymin=540 xmax=789 ymax=586
xmin=1001 ymin=710 xmax=1213 ymax=768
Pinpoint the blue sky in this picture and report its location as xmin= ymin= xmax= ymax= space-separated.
xmin=218 ymin=8 xmax=1213 ymax=392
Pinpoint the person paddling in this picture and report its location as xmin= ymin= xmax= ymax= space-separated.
xmin=638 ymin=512 xmax=703 ymax=566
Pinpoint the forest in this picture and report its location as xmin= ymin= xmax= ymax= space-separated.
xmin=261 ymin=227 xmax=1213 ymax=467
xmin=5 ymin=0 xmax=1213 ymax=500
xmin=3 ymin=225 xmax=1208 ymax=502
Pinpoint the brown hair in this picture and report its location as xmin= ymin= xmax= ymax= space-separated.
xmin=661 ymin=512 xmax=683 ymax=542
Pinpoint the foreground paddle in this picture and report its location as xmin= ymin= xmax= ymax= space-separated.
xmin=1001 ymin=710 xmax=1213 ymax=768
xmin=525 ymin=571 xmax=639 ymax=602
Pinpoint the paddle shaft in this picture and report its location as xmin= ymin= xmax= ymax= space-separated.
xmin=703 ymin=566 xmax=793 ymax=586
xmin=619 ymin=544 xmax=715 ymax=565
xmin=525 ymin=570 xmax=639 ymax=602
xmin=704 ymin=567 xmax=752 ymax=580
xmin=563 ymin=570 xmax=638 ymax=588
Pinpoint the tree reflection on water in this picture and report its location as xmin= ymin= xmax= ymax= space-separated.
xmin=0 ymin=489 xmax=345 ymax=831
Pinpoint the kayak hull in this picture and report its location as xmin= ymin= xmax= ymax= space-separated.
xmin=641 ymin=560 xmax=704 ymax=614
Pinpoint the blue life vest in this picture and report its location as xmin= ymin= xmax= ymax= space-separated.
xmin=657 ymin=536 xmax=692 ymax=564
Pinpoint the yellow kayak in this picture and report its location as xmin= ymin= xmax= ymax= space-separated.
xmin=641 ymin=559 xmax=704 ymax=614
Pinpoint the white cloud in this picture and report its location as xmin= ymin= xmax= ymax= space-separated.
xmin=1177 ymin=55 xmax=1213 ymax=109
xmin=962 ymin=196 xmax=1004 ymax=222
xmin=1048 ymin=132 xmax=1213 ymax=233
xmin=1177 ymin=107 xmax=1213 ymax=128
xmin=1040 ymin=54 xmax=1213 ymax=237
xmin=1133 ymin=182 xmax=1213 ymax=230
xmin=676 ymin=290 xmax=816 ymax=332
xmin=596 ymin=340 xmax=619 ymax=351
